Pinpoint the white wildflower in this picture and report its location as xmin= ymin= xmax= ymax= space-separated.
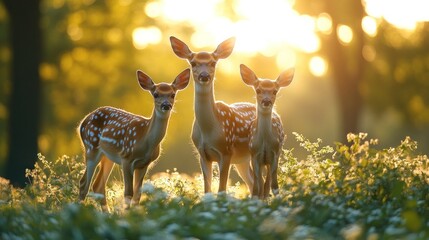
xmin=141 ymin=182 xmax=155 ymax=194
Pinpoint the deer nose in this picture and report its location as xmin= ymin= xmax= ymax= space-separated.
xmin=160 ymin=102 xmax=172 ymax=111
xmin=261 ymin=99 xmax=272 ymax=107
xmin=198 ymin=72 xmax=210 ymax=82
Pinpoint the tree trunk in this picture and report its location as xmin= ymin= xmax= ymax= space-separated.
xmin=4 ymin=0 xmax=41 ymax=187
xmin=324 ymin=0 xmax=365 ymax=140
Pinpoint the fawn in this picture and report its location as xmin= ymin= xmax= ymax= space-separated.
xmin=170 ymin=36 xmax=255 ymax=194
xmin=78 ymin=69 xmax=190 ymax=209
xmin=240 ymin=64 xmax=294 ymax=199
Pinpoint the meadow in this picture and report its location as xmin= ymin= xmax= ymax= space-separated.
xmin=1 ymin=133 xmax=429 ymax=239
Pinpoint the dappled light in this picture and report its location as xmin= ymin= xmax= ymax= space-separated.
xmin=0 ymin=0 xmax=426 ymax=174
xmin=0 ymin=0 xmax=426 ymax=179
xmin=1 ymin=0 xmax=429 ymax=237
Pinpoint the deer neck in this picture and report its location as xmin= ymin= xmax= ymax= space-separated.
xmin=194 ymin=81 xmax=221 ymax=130
xmin=254 ymin=108 xmax=274 ymax=138
xmin=146 ymin=108 xmax=170 ymax=144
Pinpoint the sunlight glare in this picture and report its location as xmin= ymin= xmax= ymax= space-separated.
xmin=337 ymin=25 xmax=353 ymax=45
xmin=276 ymin=49 xmax=296 ymax=70
xmin=309 ymin=56 xmax=327 ymax=77
xmin=364 ymin=0 xmax=429 ymax=31
xmin=152 ymin=0 xmax=221 ymax=23
xmin=153 ymin=0 xmax=320 ymax=55
xmin=190 ymin=17 xmax=235 ymax=49
xmin=132 ymin=27 xmax=162 ymax=50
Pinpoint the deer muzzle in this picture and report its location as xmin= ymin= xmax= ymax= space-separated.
xmin=198 ymin=72 xmax=210 ymax=83
xmin=261 ymin=99 xmax=272 ymax=108
xmin=161 ymin=102 xmax=172 ymax=112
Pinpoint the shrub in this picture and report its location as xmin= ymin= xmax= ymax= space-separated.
xmin=1 ymin=133 xmax=429 ymax=239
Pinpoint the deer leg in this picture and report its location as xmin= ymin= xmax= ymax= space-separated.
xmin=79 ymin=150 xmax=102 ymax=202
xmin=122 ymin=161 xmax=133 ymax=209
xmin=131 ymin=165 xmax=148 ymax=206
xmin=263 ymin=164 xmax=271 ymax=199
xmin=217 ymin=154 xmax=232 ymax=193
xmin=92 ymin=156 xmax=114 ymax=210
xmin=251 ymin=156 xmax=264 ymax=199
xmin=271 ymin=156 xmax=280 ymax=196
xmin=199 ymin=153 xmax=213 ymax=193
xmin=234 ymin=161 xmax=254 ymax=195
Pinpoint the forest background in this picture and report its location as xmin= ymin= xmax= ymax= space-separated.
xmin=0 ymin=0 xmax=428 ymax=186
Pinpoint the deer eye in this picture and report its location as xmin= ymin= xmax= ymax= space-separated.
xmin=210 ymin=62 xmax=216 ymax=67
xmin=171 ymin=93 xmax=175 ymax=99
xmin=191 ymin=62 xmax=197 ymax=67
xmin=153 ymin=92 xmax=159 ymax=98
xmin=256 ymin=89 xmax=262 ymax=94
xmin=273 ymin=90 xmax=278 ymax=95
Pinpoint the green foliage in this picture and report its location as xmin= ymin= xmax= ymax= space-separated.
xmin=366 ymin=23 xmax=429 ymax=127
xmin=279 ymin=132 xmax=429 ymax=238
xmin=1 ymin=134 xmax=429 ymax=239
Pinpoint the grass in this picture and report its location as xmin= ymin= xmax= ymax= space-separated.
xmin=1 ymin=133 xmax=429 ymax=239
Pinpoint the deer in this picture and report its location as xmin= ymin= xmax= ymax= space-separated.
xmin=240 ymin=64 xmax=294 ymax=199
xmin=77 ymin=68 xmax=190 ymax=210
xmin=170 ymin=36 xmax=255 ymax=194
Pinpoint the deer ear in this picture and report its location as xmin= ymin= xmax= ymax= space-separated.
xmin=170 ymin=36 xmax=193 ymax=60
xmin=172 ymin=68 xmax=191 ymax=91
xmin=213 ymin=37 xmax=235 ymax=60
xmin=276 ymin=68 xmax=294 ymax=88
xmin=137 ymin=70 xmax=155 ymax=91
xmin=240 ymin=64 xmax=258 ymax=87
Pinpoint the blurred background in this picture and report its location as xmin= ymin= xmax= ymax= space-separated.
xmin=1 ymin=0 xmax=428 ymax=186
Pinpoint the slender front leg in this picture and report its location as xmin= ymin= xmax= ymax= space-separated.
xmin=271 ymin=156 xmax=280 ymax=196
xmin=200 ymin=155 xmax=213 ymax=193
xmin=263 ymin=164 xmax=271 ymax=199
xmin=251 ymin=156 xmax=264 ymax=198
xmin=132 ymin=166 xmax=148 ymax=206
xmin=218 ymin=154 xmax=232 ymax=193
xmin=122 ymin=161 xmax=133 ymax=209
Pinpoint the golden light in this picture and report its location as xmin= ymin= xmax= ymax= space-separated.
xmin=362 ymin=16 xmax=378 ymax=37
xmin=276 ymin=49 xmax=297 ymax=70
xmin=316 ymin=13 xmax=333 ymax=34
xmin=132 ymin=27 xmax=162 ymax=50
xmin=364 ymin=0 xmax=429 ymax=31
xmin=148 ymin=0 xmax=320 ymax=55
xmin=152 ymin=0 xmax=221 ymax=23
xmin=144 ymin=1 xmax=162 ymax=18
xmin=309 ymin=56 xmax=327 ymax=77
xmin=337 ymin=25 xmax=353 ymax=45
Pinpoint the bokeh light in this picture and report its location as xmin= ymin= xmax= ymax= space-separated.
xmin=362 ymin=16 xmax=378 ymax=37
xmin=132 ymin=27 xmax=162 ymax=49
xmin=316 ymin=13 xmax=333 ymax=34
xmin=309 ymin=56 xmax=328 ymax=77
xmin=337 ymin=25 xmax=353 ymax=45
